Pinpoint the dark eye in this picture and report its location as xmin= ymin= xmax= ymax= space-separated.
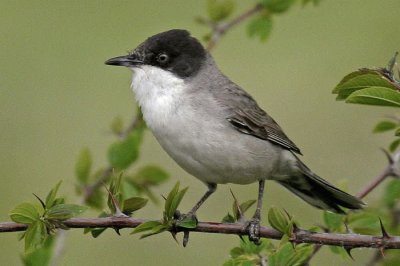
xmin=157 ymin=53 xmax=169 ymax=64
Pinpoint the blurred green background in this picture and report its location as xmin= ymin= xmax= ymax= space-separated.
xmin=1 ymin=0 xmax=400 ymax=265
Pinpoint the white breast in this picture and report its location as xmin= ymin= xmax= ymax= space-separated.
xmin=130 ymin=66 xmax=280 ymax=185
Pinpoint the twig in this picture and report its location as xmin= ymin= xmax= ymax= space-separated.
xmin=206 ymin=3 xmax=264 ymax=51
xmin=356 ymin=167 xmax=392 ymax=199
xmin=2 ymin=218 xmax=400 ymax=249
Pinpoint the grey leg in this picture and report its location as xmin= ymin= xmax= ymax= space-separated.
xmin=248 ymin=180 xmax=265 ymax=244
xmin=188 ymin=183 xmax=217 ymax=215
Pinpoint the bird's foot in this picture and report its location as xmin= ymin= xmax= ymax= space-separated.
xmin=244 ymin=217 xmax=261 ymax=245
xmin=173 ymin=211 xmax=198 ymax=247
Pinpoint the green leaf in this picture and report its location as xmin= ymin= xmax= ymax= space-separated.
xmin=168 ymin=186 xmax=188 ymax=219
xmin=346 ymin=87 xmax=400 ymax=107
xmin=247 ymin=15 xmax=273 ymax=41
xmin=373 ymin=121 xmax=397 ymax=133
xmin=390 ymin=138 xmax=400 ymax=152
xmin=323 ymin=211 xmax=344 ymax=231
xmin=25 ymin=221 xmax=47 ymax=252
xmin=122 ymin=197 xmax=148 ymax=215
xmin=222 ymin=213 xmax=235 ymax=223
xmin=134 ymin=165 xmax=169 ymax=185
xmin=207 ymin=0 xmax=235 ymax=22
xmin=107 ymin=172 xmax=123 ymax=213
xmin=164 ymin=182 xmax=181 ymax=219
xmin=9 ymin=203 xmax=41 ymax=224
xmin=75 ymin=148 xmax=92 ymax=184
xmin=333 ymin=69 xmax=398 ymax=100
xmin=347 ymin=212 xmax=379 ymax=235
xmin=45 ymin=181 xmax=62 ymax=209
xmin=140 ymin=224 xmax=168 ymax=239
xmin=108 ymin=129 xmax=143 ymax=169
xmin=239 ymin=200 xmax=256 ymax=215
xmin=177 ymin=215 xmax=198 ymax=229
xmin=268 ymin=207 xmax=290 ymax=233
xmin=22 ymin=236 xmax=54 ymax=266
xmin=383 ymin=179 xmax=400 ymax=208
xmin=131 ymin=220 xmax=163 ymax=234
xmin=261 ymin=0 xmax=295 ymax=13
xmin=269 ymin=242 xmax=312 ymax=266
xmin=110 ymin=116 xmax=124 ymax=135
xmin=45 ymin=204 xmax=87 ymax=221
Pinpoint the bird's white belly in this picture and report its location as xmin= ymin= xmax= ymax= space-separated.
xmin=131 ymin=66 xmax=280 ymax=184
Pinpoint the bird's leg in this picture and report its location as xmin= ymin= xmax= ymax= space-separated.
xmin=247 ymin=179 xmax=265 ymax=244
xmin=175 ymin=183 xmax=217 ymax=221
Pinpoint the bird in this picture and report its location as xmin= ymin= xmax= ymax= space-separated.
xmin=105 ymin=29 xmax=363 ymax=242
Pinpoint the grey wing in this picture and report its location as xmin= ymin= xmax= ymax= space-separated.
xmin=219 ymin=85 xmax=302 ymax=154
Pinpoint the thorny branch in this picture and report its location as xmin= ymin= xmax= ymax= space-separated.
xmin=1 ymin=217 xmax=400 ymax=250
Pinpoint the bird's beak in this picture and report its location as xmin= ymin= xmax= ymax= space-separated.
xmin=105 ymin=54 xmax=143 ymax=67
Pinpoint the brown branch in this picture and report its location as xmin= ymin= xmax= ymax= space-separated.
xmin=206 ymin=3 xmax=264 ymax=51
xmin=2 ymin=218 xmax=400 ymax=249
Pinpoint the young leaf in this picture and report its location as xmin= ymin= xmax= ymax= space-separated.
xmin=108 ymin=130 xmax=143 ymax=169
xmin=347 ymin=212 xmax=379 ymax=235
xmin=139 ymin=224 xmax=168 ymax=239
xmin=222 ymin=213 xmax=235 ymax=223
xmin=383 ymin=179 xmax=400 ymax=208
xmin=131 ymin=220 xmax=163 ymax=234
xmin=168 ymin=186 xmax=188 ymax=219
xmin=9 ymin=203 xmax=41 ymax=224
xmin=122 ymin=197 xmax=148 ymax=215
xmin=177 ymin=215 xmax=198 ymax=229
xmin=22 ymin=236 xmax=54 ymax=266
xmin=25 ymin=221 xmax=47 ymax=252
xmin=75 ymin=147 xmax=92 ymax=184
xmin=107 ymin=172 xmax=123 ymax=214
xmin=164 ymin=182 xmax=181 ymax=219
xmin=46 ymin=204 xmax=87 ymax=221
xmin=373 ymin=121 xmax=397 ymax=133
xmin=45 ymin=181 xmax=62 ymax=209
xmin=239 ymin=200 xmax=256 ymax=215
xmin=261 ymin=0 xmax=295 ymax=14
xmin=333 ymin=70 xmax=397 ymax=100
xmin=389 ymin=138 xmax=400 ymax=152
xmin=268 ymin=207 xmax=290 ymax=233
xmin=346 ymin=86 xmax=400 ymax=107
xmin=247 ymin=15 xmax=273 ymax=41
xmin=323 ymin=211 xmax=344 ymax=232
xmin=207 ymin=0 xmax=235 ymax=22
xmin=110 ymin=116 xmax=124 ymax=135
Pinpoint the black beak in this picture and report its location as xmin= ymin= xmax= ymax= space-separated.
xmin=105 ymin=55 xmax=143 ymax=67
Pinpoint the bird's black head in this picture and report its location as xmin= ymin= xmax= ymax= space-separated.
xmin=105 ymin=29 xmax=206 ymax=78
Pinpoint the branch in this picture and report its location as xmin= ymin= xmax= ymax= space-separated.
xmin=2 ymin=218 xmax=400 ymax=249
xmin=204 ymin=3 xmax=264 ymax=51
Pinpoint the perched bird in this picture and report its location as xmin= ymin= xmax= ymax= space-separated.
xmin=105 ymin=29 xmax=363 ymax=242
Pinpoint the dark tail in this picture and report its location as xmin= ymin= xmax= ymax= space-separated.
xmin=277 ymin=160 xmax=364 ymax=214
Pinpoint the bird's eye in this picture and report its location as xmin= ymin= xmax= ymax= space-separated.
xmin=157 ymin=53 xmax=169 ymax=64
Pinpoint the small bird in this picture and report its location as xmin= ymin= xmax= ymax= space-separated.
xmin=105 ymin=29 xmax=363 ymax=242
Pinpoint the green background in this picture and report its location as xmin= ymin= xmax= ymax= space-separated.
xmin=1 ymin=0 xmax=400 ymax=265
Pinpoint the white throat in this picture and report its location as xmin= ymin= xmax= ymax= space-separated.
xmin=130 ymin=65 xmax=186 ymax=130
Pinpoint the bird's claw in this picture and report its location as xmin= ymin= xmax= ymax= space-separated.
xmin=246 ymin=218 xmax=261 ymax=245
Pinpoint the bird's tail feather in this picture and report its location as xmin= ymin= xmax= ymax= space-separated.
xmin=277 ymin=160 xmax=364 ymax=213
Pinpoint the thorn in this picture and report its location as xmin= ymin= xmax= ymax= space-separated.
xmin=230 ymin=189 xmax=243 ymax=220
xmin=381 ymin=148 xmax=394 ymax=164
xmin=32 ymin=193 xmax=46 ymax=209
xmin=379 ymin=218 xmax=390 ymax=239
xmin=114 ymin=228 xmax=121 ymax=236
xmin=103 ymin=183 xmax=126 ymax=217
xmin=183 ymin=231 xmax=190 ymax=247
xmin=344 ymin=222 xmax=351 ymax=234
xmin=344 ymin=247 xmax=354 ymax=260
xmin=161 ymin=195 xmax=167 ymax=201
xmin=170 ymin=231 xmax=179 ymax=244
